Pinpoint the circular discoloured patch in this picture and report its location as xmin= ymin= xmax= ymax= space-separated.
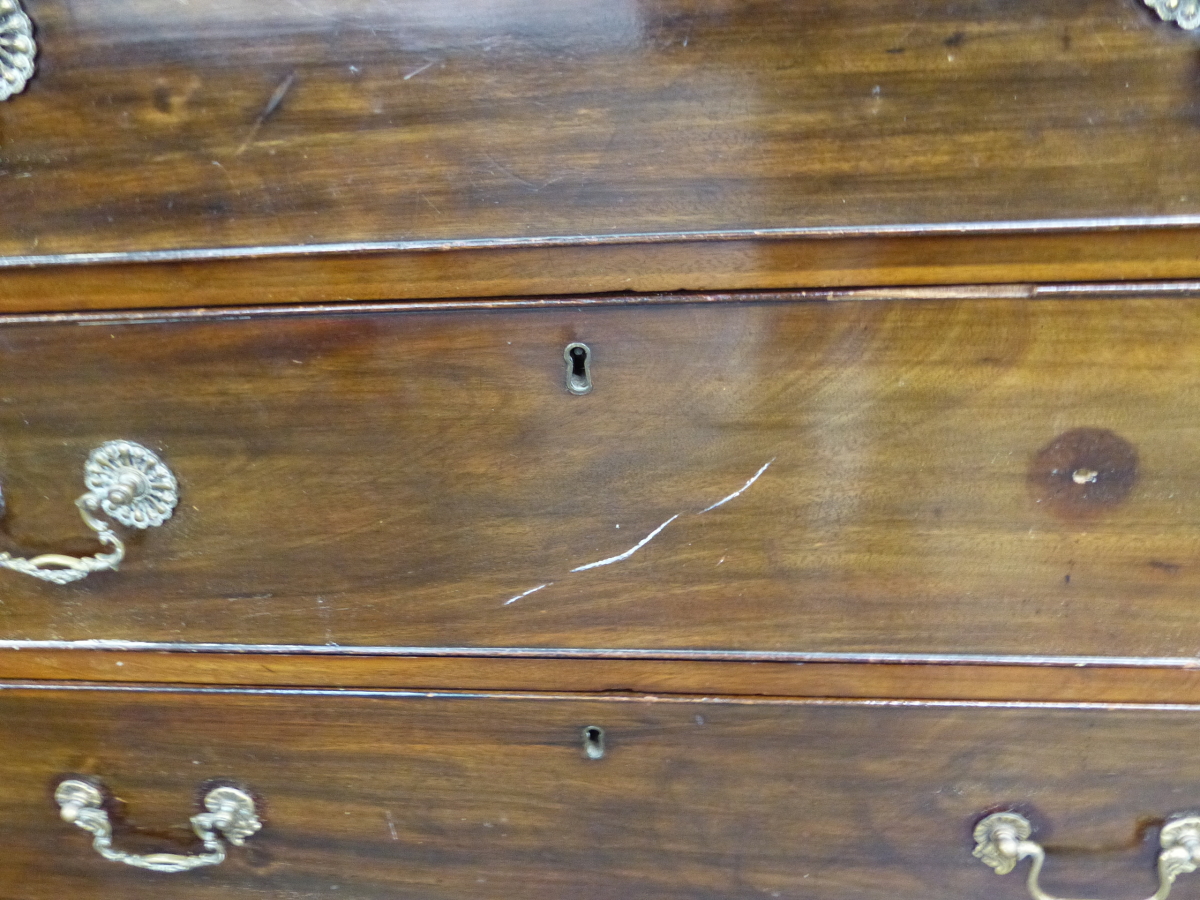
xmin=1029 ymin=428 xmax=1138 ymax=516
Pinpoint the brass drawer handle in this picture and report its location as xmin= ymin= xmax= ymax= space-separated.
xmin=55 ymin=780 xmax=261 ymax=874
xmin=0 ymin=441 xmax=178 ymax=585
xmin=0 ymin=0 xmax=34 ymax=101
xmin=1145 ymin=0 xmax=1200 ymax=29
xmin=974 ymin=812 xmax=1200 ymax=900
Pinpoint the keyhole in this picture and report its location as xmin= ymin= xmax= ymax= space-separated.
xmin=582 ymin=725 xmax=605 ymax=759
xmin=565 ymin=343 xmax=592 ymax=395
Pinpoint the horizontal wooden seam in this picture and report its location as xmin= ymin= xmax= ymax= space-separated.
xmin=6 ymin=216 xmax=1200 ymax=270
xmin=2 ymin=281 xmax=1200 ymax=326
xmin=1 ymin=681 xmax=1199 ymax=710
xmin=2 ymin=641 xmax=1200 ymax=668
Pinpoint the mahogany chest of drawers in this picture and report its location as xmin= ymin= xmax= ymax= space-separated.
xmin=2 ymin=0 xmax=1200 ymax=896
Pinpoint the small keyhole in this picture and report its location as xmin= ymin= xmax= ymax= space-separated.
xmin=565 ymin=343 xmax=592 ymax=395
xmin=582 ymin=725 xmax=605 ymax=759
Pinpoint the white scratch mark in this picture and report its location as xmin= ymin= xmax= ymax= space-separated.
xmin=385 ymin=811 xmax=398 ymax=841
xmin=572 ymin=515 xmax=679 ymax=572
xmin=403 ymin=61 xmax=436 ymax=80
xmin=700 ymin=458 xmax=775 ymax=513
xmin=504 ymin=583 xmax=551 ymax=606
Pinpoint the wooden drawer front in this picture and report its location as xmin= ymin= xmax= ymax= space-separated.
xmin=7 ymin=296 xmax=1200 ymax=658
xmin=3 ymin=687 xmax=1200 ymax=898
xmin=4 ymin=0 xmax=1200 ymax=261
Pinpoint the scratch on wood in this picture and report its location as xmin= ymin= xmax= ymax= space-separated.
xmin=504 ymin=583 xmax=552 ymax=606
xmin=385 ymin=811 xmax=398 ymax=841
xmin=700 ymin=458 xmax=775 ymax=513
xmin=403 ymin=60 xmax=436 ymax=80
xmin=236 ymin=71 xmax=297 ymax=155
xmin=572 ymin=515 xmax=679 ymax=572
xmin=482 ymin=152 xmax=541 ymax=191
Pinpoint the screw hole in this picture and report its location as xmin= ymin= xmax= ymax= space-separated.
xmin=582 ymin=725 xmax=605 ymax=759
xmin=564 ymin=342 xmax=592 ymax=395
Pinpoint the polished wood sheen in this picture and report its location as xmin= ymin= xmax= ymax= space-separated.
xmin=3 ymin=0 xmax=1200 ymax=305
xmin=4 ymin=0 xmax=1196 ymax=891
xmin=3 ymin=687 xmax=1200 ymax=898
xmin=0 ymin=294 xmax=1196 ymax=659
xmin=8 ymin=0 xmax=1200 ymax=252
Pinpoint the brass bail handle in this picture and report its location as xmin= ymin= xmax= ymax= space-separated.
xmin=0 ymin=441 xmax=179 ymax=585
xmin=974 ymin=812 xmax=1200 ymax=900
xmin=55 ymin=779 xmax=262 ymax=874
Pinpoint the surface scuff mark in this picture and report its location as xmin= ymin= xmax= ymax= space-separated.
xmin=237 ymin=71 xmax=297 ymax=155
xmin=403 ymin=60 xmax=436 ymax=80
xmin=700 ymin=458 xmax=775 ymax=513
xmin=571 ymin=515 xmax=679 ymax=572
xmin=500 ymin=454 xmax=776 ymax=607
xmin=503 ymin=583 xmax=552 ymax=606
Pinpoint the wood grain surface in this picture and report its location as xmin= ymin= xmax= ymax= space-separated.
xmin=0 ymin=295 xmax=1195 ymax=659
xmin=6 ymin=0 xmax=1200 ymax=255
xmin=2 ymin=0 xmax=1200 ymax=305
xmin=2 ymin=687 xmax=1200 ymax=899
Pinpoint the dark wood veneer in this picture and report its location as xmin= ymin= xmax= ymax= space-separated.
xmin=1 ymin=686 xmax=1198 ymax=899
xmin=0 ymin=295 xmax=1191 ymax=659
xmin=3 ymin=1 xmax=1200 ymax=305
xmin=0 ymin=0 xmax=1195 ymax=891
xmin=8 ymin=0 xmax=1200 ymax=254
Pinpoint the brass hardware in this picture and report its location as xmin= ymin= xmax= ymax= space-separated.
xmin=55 ymin=779 xmax=261 ymax=874
xmin=0 ymin=441 xmax=178 ymax=585
xmin=1144 ymin=0 xmax=1200 ymax=29
xmin=0 ymin=0 xmax=34 ymax=101
xmin=565 ymin=342 xmax=593 ymax=395
xmin=973 ymin=811 xmax=1200 ymax=900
